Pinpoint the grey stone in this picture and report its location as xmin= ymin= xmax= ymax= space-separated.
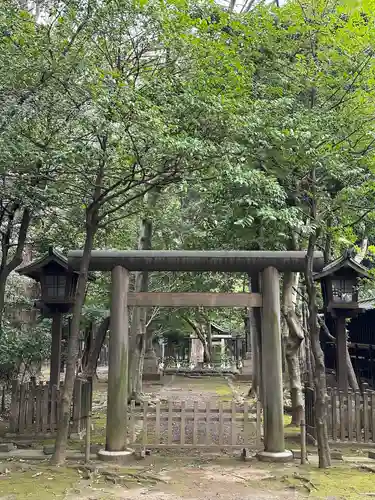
xmin=43 ymin=445 xmax=55 ymax=455
xmin=80 ymin=443 xmax=101 ymax=454
xmin=330 ymin=450 xmax=343 ymax=460
xmin=291 ymin=449 xmax=301 ymax=459
xmin=368 ymin=450 xmax=375 ymax=460
xmin=13 ymin=441 xmax=33 ymax=449
xmin=0 ymin=443 xmax=14 ymax=452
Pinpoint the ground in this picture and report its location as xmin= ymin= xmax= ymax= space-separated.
xmin=1 ymin=373 xmax=375 ymax=499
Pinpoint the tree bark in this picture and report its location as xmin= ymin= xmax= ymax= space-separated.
xmin=248 ymin=274 xmax=262 ymax=399
xmin=128 ymin=190 xmax=159 ymax=400
xmin=0 ymin=207 xmax=31 ymax=327
xmin=51 ymin=213 xmax=97 ymax=465
xmin=81 ymin=316 xmax=110 ymax=377
xmin=318 ymin=316 xmax=359 ymax=391
xmin=183 ymin=316 xmax=211 ymax=364
xmin=306 ymin=229 xmax=331 ymax=468
xmin=282 ymin=270 xmax=304 ymax=426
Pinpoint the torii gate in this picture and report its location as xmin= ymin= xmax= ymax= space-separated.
xmin=68 ymin=250 xmax=324 ymax=462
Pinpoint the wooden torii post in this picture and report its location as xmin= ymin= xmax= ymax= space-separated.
xmin=68 ymin=250 xmax=324 ymax=462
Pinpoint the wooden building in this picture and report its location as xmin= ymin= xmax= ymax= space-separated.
xmin=323 ymin=297 xmax=375 ymax=387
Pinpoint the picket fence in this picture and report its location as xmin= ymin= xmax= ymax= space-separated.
xmin=305 ymin=385 xmax=375 ymax=444
xmin=127 ymin=399 xmax=262 ymax=450
xmin=9 ymin=378 xmax=92 ymax=437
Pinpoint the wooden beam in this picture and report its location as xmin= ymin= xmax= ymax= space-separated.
xmin=68 ymin=250 xmax=325 ymax=272
xmin=127 ymin=292 xmax=262 ymax=308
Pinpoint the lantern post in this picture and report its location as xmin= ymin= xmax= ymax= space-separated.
xmin=17 ymin=247 xmax=79 ymax=388
xmin=314 ymin=251 xmax=371 ymax=391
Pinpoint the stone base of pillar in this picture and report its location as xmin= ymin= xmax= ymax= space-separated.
xmin=143 ymin=349 xmax=159 ymax=374
xmin=256 ymin=450 xmax=293 ymax=463
xmin=97 ymin=449 xmax=134 ymax=463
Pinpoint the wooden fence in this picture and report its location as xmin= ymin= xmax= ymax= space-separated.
xmin=305 ymin=385 xmax=375 ymax=444
xmin=127 ymin=399 xmax=262 ymax=450
xmin=9 ymin=378 xmax=92 ymax=437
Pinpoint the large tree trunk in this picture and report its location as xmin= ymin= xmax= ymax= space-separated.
xmin=128 ymin=189 xmax=159 ymax=401
xmin=318 ymin=316 xmax=359 ymax=391
xmin=81 ymin=316 xmax=110 ymax=377
xmin=306 ymin=229 xmax=331 ymax=468
xmin=0 ymin=207 xmax=30 ymax=327
xmin=283 ymin=270 xmax=304 ymax=426
xmin=51 ymin=212 xmax=97 ymax=465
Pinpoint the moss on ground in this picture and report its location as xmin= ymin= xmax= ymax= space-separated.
xmin=296 ymin=464 xmax=375 ymax=499
xmin=0 ymin=464 xmax=78 ymax=499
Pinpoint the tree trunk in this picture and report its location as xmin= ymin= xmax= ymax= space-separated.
xmin=128 ymin=190 xmax=159 ymax=400
xmin=81 ymin=316 xmax=110 ymax=377
xmin=282 ymin=271 xmax=304 ymax=426
xmin=248 ymin=274 xmax=262 ymax=399
xmin=318 ymin=316 xmax=359 ymax=391
xmin=0 ymin=207 xmax=30 ymax=327
xmin=306 ymin=230 xmax=331 ymax=468
xmin=51 ymin=216 xmax=97 ymax=465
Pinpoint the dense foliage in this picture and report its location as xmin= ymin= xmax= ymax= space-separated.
xmin=3 ymin=0 xmax=375 ymax=465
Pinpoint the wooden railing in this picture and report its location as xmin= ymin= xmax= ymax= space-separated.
xmin=9 ymin=378 xmax=92 ymax=437
xmin=127 ymin=399 xmax=262 ymax=449
xmin=305 ymin=385 xmax=375 ymax=444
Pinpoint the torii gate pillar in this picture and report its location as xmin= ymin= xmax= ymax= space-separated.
xmin=257 ymin=267 xmax=292 ymax=462
xmin=98 ymin=266 xmax=133 ymax=462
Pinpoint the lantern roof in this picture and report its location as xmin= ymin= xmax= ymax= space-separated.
xmin=313 ymin=250 xmax=372 ymax=281
xmin=16 ymin=246 xmax=78 ymax=282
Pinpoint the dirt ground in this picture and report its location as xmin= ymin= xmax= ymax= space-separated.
xmin=1 ymin=374 xmax=374 ymax=499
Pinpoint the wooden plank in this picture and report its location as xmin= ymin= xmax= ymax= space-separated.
xmin=168 ymin=400 xmax=173 ymax=445
xmin=127 ymin=292 xmax=262 ymax=308
xmin=339 ymin=392 xmax=345 ymax=440
xmin=355 ymin=391 xmax=361 ymax=442
xmin=9 ymin=380 xmax=20 ymax=433
xmin=219 ymin=402 xmax=224 ymax=446
xmin=332 ymin=390 xmax=337 ymax=441
xmin=130 ymin=405 xmax=248 ymax=415
xmin=180 ymin=401 xmax=186 ymax=446
xmin=348 ymin=392 xmax=354 ymax=442
xmin=129 ymin=414 xmax=252 ymax=423
xmin=372 ymin=393 xmax=375 ymax=442
xmin=193 ymin=401 xmax=198 ymax=445
xmin=42 ymin=385 xmax=48 ymax=434
xmin=231 ymin=401 xmax=236 ymax=446
xmin=19 ymin=384 xmax=27 ymax=434
xmin=364 ymin=391 xmax=369 ymax=443
xmin=205 ymin=401 xmax=210 ymax=445
xmin=155 ymin=401 xmax=160 ymax=444
xmin=142 ymin=401 xmax=148 ymax=446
